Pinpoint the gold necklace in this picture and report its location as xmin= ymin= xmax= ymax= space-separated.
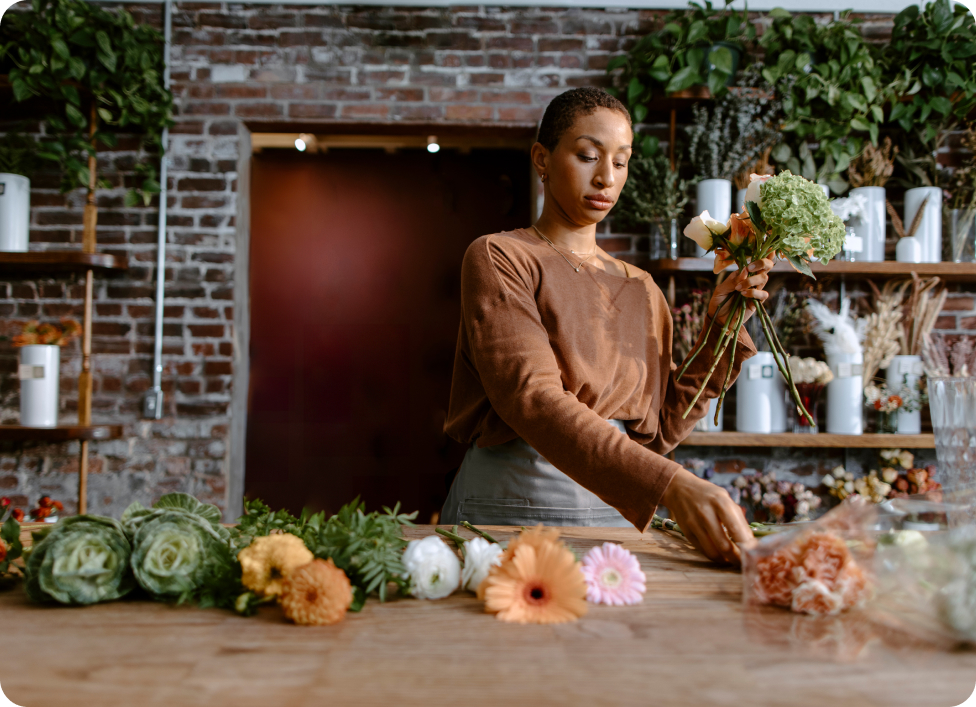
xmin=531 ymin=225 xmax=597 ymax=273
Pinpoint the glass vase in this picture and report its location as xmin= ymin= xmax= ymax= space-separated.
xmin=791 ymin=382 xmax=823 ymax=434
xmin=929 ymin=377 xmax=976 ymax=527
xmin=877 ymin=409 xmax=898 ymax=434
xmin=945 ymin=208 xmax=976 ymax=263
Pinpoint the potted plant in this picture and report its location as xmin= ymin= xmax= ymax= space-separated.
xmin=0 ymin=0 xmax=173 ymax=251
xmin=759 ymin=9 xmax=888 ymax=196
xmin=613 ymin=136 xmax=695 ymax=259
xmin=846 ymin=137 xmax=897 ymax=263
xmin=608 ymin=0 xmax=755 ymax=123
xmin=12 ymin=319 xmax=81 ymax=428
xmin=0 ymin=133 xmax=38 ymax=252
xmin=885 ymin=0 xmax=976 ymax=263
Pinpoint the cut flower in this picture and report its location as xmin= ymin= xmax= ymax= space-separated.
xmin=479 ymin=526 xmax=587 ymax=624
xmin=403 ymin=535 xmax=460 ymax=600
xmin=461 ymin=536 xmax=503 ymax=593
xmin=683 ymin=210 xmax=728 ymax=251
xmin=280 ymin=558 xmax=353 ymax=626
xmin=238 ymin=533 xmax=314 ymax=598
xmin=581 ymin=542 xmax=646 ymax=606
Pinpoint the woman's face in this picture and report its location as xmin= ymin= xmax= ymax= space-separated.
xmin=536 ymin=107 xmax=633 ymax=227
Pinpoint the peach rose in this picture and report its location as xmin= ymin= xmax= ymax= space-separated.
xmin=728 ymin=210 xmax=756 ymax=248
xmin=798 ymin=532 xmax=850 ymax=589
xmin=753 ymin=547 xmax=800 ymax=607
xmin=791 ymin=579 xmax=844 ymax=616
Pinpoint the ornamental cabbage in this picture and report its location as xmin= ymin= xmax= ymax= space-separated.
xmin=759 ymin=170 xmax=845 ymax=263
xmin=25 ymin=516 xmax=135 ymax=605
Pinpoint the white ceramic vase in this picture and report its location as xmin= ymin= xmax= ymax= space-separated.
xmin=826 ymin=352 xmax=863 ymax=435
xmin=886 ymin=354 xmax=923 ymax=435
xmin=19 ymin=345 xmax=60 ymax=428
xmin=0 ymin=173 xmax=30 ymax=252
xmin=848 ymin=186 xmax=886 ymax=262
xmin=695 ymin=398 xmax=723 ymax=432
xmin=904 ymin=186 xmax=943 ymax=263
xmin=695 ymin=179 xmax=731 ymax=258
xmin=735 ymin=352 xmax=787 ymax=433
xmin=896 ymin=236 xmax=924 ymax=263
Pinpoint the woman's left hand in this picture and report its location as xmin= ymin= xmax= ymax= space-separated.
xmin=708 ymin=257 xmax=774 ymax=324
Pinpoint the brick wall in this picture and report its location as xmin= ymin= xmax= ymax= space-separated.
xmin=0 ymin=2 xmax=972 ymax=520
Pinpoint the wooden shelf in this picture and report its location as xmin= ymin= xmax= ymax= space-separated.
xmin=641 ymin=258 xmax=976 ymax=281
xmin=0 ymin=425 xmax=124 ymax=442
xmin=681 ymin=431 xmax=935 ymax=448
xmin=0 ymin=251 xmax=127 ymax=276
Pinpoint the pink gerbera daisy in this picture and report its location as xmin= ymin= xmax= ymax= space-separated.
xmin=581 ymin=543 xmax=646 ymax=605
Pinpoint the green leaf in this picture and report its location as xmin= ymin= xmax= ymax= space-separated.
xmin=708 ymin=45 xmax=733 ymax=73
xmin=929 ymin=95 xmax=953 ymax=115
xmin=666 ymin=65 xmax=701 ymax=93
xmin=745 ymin=200 xmax=763 ymax=232
xmin=67 ymin=56 xmax=85 ymax=80
xmin=607 ymin=55 xmax=628 ymax=72
xmin=871 ymin=105 xmax=884 ymax=123
xmin=860 ymin=76 xmax=877 ymax=103
xmin=65 ymin=103 xmax=86 ymax=127
xmin=98 ymin=108 xmax=113 ymax=123
xmin=868 ymin=122 xmax=879 ymax=146
xmin=707 ymin=69 xmax=729 ymax=97
xmin=627 ymin=76 xmax=645 ymax=103
xmin=11 ymin=77 xmax=32 ymax=102
xmin=98 ymin=50 xmax=117 ymax=73
xmin=922 ymin=64 xmax=943 ymax=88
xmin=850 ymin=117 xmax=870 ymax=132
xmin=769 ymin=8 xmax=791 ymax=20
xmin=787 ymin=254 xmax=815 ymax=279
xmin=687 ymin=20 xmax=707 ymax=45
xmin=95 ymin=30 xmax=111 ymax=55
xmin=633 ymin=103 xmax=648 ymax=124
xmin=51 ymin=37 xmax=69 ymax=59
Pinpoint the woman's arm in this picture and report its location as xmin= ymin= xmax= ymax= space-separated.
xmin=459 ymin=237 xmax=684 ymax=532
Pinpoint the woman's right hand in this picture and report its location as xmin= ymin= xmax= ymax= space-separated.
xmin=660 ymin=468 xmax=756 ymax=565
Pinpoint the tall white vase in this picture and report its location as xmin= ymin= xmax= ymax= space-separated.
xmin=826 ymin=352 xmax=863 ymax=435
xmin=904 ymin=187 xmax=943 ymax=263
xmin=0 ymin=173 xmax=30 ymax=252
xmin=849 ymin=186 xmax=886 ymax=262
xmin=735 ymin=352 xmax=786 ymax=433
xmin=19 ymin=345 xmax=60 ymax=428
xmin=695 ymin=179 xmax=731 ymax=258
xmin=886 ymin=354 xmax=923 ymax=434
xmin=695 ymin=398 xmax=723 ymax=432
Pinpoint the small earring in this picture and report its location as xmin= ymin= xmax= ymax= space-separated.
xmin=540 ymin=173 xmax=547 ymax=183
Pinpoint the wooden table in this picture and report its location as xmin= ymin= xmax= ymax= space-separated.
xmin=1 ymin=525 xmax=973 ymax=707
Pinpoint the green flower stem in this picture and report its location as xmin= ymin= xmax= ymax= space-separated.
xmin=676 ymin=312 xmax=719 ymax=382
xmin=435 ymin=527 xmax=467 ymax=557
xmin=459 ymin=521 xmax=497 ymax=544
xmin=680 ymin=299 xmax=744 ymax=420
xmin=651 ymin=515 xmax=683 ymax=536
xmin=714 ymin=301 xmax=747 ymax=422
xmin=757 ymin=302 xmax=815 ymax=426
xmin=712 ymin=298 xmax=744 ymax=357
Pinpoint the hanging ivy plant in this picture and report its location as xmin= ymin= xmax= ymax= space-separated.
xmin=884 ymin=0 xmax=976 ymax=188
xmin=758 ymin=9 xmax=888 ymax=194
xmin=0 ymin=0 xmax=172 ymax=204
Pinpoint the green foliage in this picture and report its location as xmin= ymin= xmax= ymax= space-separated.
xmin=608 ymin=0 xmax=755 ymax=122
xmin=614 ymin=137 xmax=694 ymax=231
xmin=24 ymin=515 xmax=135 ymax=605
xmin=759 ymin=171 xmax=846 ymax=263
xmin=305 ymin=497 xmax=417 ymax=610
xmin=0 ymin=0 xmax=172 ymax=202
xmin=0 ymin=132 xmax=41 ymax=178
xmin=759 ymin=10 xmax=888 ymax=194
xmin=0 ymin=512 xmax=24 ymax=577
xmin=884 ymin=0 xmax=976 ymax=187
xmin=230 ymin=497 xmax=324 ymax=554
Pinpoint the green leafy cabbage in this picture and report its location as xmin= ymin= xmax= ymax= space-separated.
xmin=25 ymin=515 xmax=135 ymax=605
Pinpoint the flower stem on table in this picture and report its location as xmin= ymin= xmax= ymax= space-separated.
xmin=460 ymin=520 xmax=498 ymax=544
xmin=435 ymin=526 xmax=467 ymax=557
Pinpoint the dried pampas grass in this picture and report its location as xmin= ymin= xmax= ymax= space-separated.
xmin=901 ymin=274 xmax=947 ymax=357
xmin=806 ymin=298 xmax=862 ymax=357
xmin=923 ymin=334 xmax=976 ymax=377
xmin=858 ymin=280 xmax=906 ymax=387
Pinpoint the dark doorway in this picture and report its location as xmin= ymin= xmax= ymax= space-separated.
xmin=246 ymin=146 xmax=531 ymax=519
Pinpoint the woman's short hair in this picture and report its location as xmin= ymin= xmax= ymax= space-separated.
xmin=536 ymin=87 xmax=632 ymax=152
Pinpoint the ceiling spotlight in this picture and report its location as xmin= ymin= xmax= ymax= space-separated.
xmin=427 ymin=135 xmax=440 ymax=154
xmin=295 ymin=137 xmax=307 ymax=152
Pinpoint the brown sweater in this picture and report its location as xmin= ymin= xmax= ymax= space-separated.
xmin=444 ymin=228 xmax=756 ymax=530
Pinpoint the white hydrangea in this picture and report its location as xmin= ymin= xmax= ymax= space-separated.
xmin=460 ymin=537 xmax=503 ymax=592
xmin=402 ymin=536 xmax=460 ymax=600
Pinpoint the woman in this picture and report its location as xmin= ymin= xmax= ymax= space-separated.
xmin=442 ymin=87 xmax=773 ymax=564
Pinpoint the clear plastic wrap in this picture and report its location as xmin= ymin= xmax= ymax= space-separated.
xmin=742 ymin=499 xmax=877 ymax=616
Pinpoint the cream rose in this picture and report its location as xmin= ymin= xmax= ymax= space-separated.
xmin=683 ymin=210 xmax=728 ymax=251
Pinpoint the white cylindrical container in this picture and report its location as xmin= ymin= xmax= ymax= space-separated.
xmin=820 ymin=184 xmax=831 ymax=198
xmin=695 ymin=179 xmax=731 ymax=258
xmin=826 ymin=352 xmax=863 ymax=435
xmin=695 ymin=398 xmax=724 ymax=432
xmin=735 ymin=187 xmax=747 ymax=213
xmin=0 ymin=173 xmax=30 ymax=252
xmin=848 ymin=186 xmax=886 ymax=262
xmin=19 ymin=345 xmax=60 ymax=428
xmin=904 ymin=186 xmax=943 ymax=263
xmin=735 ymin=352 xmax=786 ymax=433
xmin=886 ymin=354 xmax=923 ymax=434
xmin=896 ymin=236 xmax=924 ymax=263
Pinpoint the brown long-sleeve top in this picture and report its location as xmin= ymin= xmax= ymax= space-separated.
xmin=444 ymin=228 xmax=756 ymax=531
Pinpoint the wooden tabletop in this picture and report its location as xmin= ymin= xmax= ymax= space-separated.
xmin=0 ymin=525 xmax=973 ymax=707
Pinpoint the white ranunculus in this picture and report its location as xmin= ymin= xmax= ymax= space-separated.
xmin=460 ymin=537 xmax=503 ymax=592
xmin=683 ymin=210 xmax=727 ymax=251
xmin=402 ymin=535 xmax=460 ymax=600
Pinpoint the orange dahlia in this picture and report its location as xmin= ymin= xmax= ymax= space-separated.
xmin=279 ymin=559 xmax=354 ymax=626
xmin=479 ymin=526 xmax=587 ymax=624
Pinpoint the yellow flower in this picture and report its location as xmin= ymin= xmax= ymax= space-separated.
xmin=280 ymin=559 xmax=354 ymax=626
xmin=238 ymin=534 xmax=314 ymax=597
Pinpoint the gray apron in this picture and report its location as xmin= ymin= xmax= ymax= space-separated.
xmin=440 ymin=419 xmax=631 ymax=527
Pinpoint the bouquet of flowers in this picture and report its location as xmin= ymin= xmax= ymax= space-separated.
xmin=682 ymin=171 xmax=845 ymax=424
xmin=864 ymin=383 xmax=904 ymax=414
xmin=731 ymin=470 xmax=822 ymax=524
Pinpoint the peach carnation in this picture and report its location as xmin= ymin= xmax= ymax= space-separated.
xmin=835 ymin=563 xmax=871 ymax=610
xmin=753 ymin=546 xmax=800 ymax=607
xmin=797 ymin=532 xmax=850 ymax=588
xmin=791 ymin=579 xmax=844 ymax=616
xmin=279 ymin=559 xmax=353 ymax=626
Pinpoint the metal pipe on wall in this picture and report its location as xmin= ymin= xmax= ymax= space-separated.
xmin=144 ymin=0 xmax=172 ymax=419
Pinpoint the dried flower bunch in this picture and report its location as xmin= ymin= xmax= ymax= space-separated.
xmin=671 ymin=289 xmax=709 ymax=362
xmin=858 ymin=280 xmax=906 ymax=388
xmin=864 ymin=383 xmax=904 ymax=413
xmin=886 ymin=196 xmax=931 ymax=240
xmin=822 ymin=466 xmax=892 ymax=504
xmin=788 ymin=358 xmax=833 ymax=386
xmin=847 ymin=136 xmax=898 ymax=188
xmin=900 ymin=274 xmax=946 ymax=357
xmin=829 ymin=191 xmax=868 ymax=223
xmin=730 ymin=471 xmax=821 ymax=524
xmin=822 ymin=452 xmax=941 ymax=506
xmin=614 ymin=139 xmax=693 ymax=230
xmin=923 ymin=333 xmax=976 ymax=377
xmin=12 ymin=318 xmax=81 ymax=347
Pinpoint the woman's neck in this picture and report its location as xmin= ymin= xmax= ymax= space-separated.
xmin=532 ymin=212 xmax=598 ymax=254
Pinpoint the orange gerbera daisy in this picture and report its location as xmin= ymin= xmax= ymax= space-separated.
xmin=279 ymin=559 xmax=354 ymax=626
xmin=479 ymin=526 xmax=587 ymax=624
